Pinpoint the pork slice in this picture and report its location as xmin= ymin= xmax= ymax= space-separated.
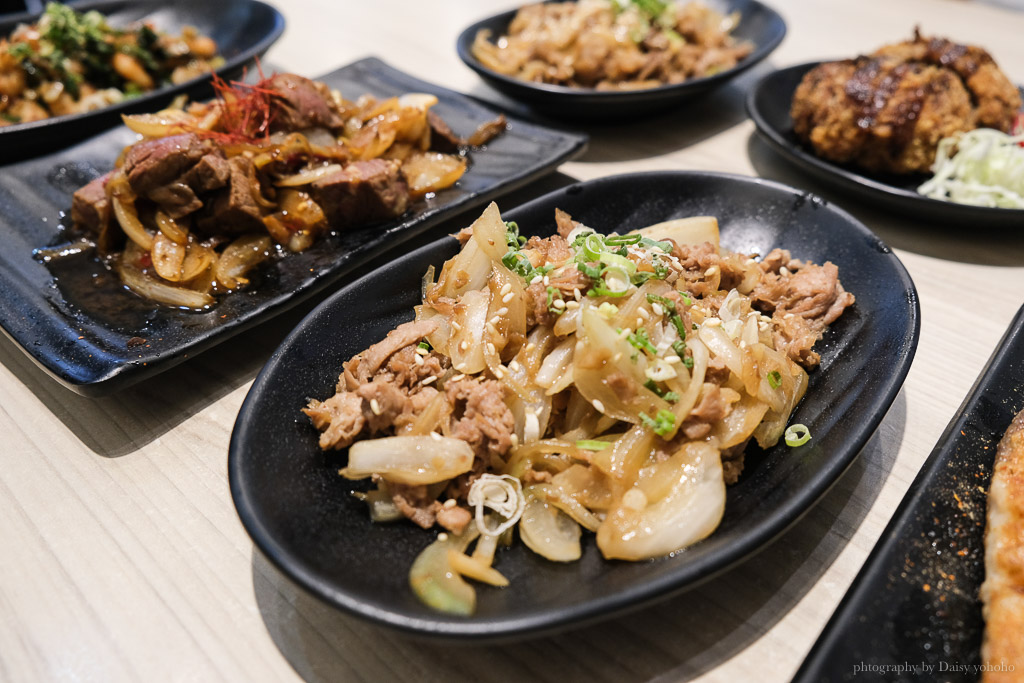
xmin=123 ymin=133 xmax=205 ymax=195
xmin=447 ymin=378 xmax=515 ymax=459
xmin=386 ymin=346 xmax=446 ymax=389
xmin=311 ymin=159 xmax=409 ymax=228
xmin=71 ymin=171 xmax=121 ymax=253
xmin=267 ymin=73 xmax=345 ymax=133
xmin=680 ymin=384 xmax=730 ymax=440
xmin=435 ymin=505 xmax=473 ymax=534
xmin=356 ymin=380 xmax=411 ymax=433
xmin=390 ymin=483 xmax=442 ymax=529
xmin=351 ymin=319 xmax=439 ymax=385
xmin=303 ymin=392 xmax=365 ymax=450
xmin=524 ymin=265 xmax=591 ymax=328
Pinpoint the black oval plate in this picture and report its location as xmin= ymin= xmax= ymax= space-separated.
xmin=746 ymin=62 xmax=1024 ymax=228
xmin=456 ymin=0 xmax=785 ymax=120
xmin=794 ymin=305 xmax=1024 ymax=682
xmin=229 ymin=171 xmax=920 ymax=641
xmin=0 ymin=57 xmax=587 ymax=396
xmin=0 ymin=0 xmax=285 ymax=161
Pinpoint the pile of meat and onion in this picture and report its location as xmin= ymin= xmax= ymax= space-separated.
xmin=0 ymin=2 xmax=222 ymax=126
xmin=68 ymin=72 xmax=505 ymax=309
xmin=304 ymin=202 xmax=854 ymax=615
xmin=471 ymin=0 xmax=754 ymax=91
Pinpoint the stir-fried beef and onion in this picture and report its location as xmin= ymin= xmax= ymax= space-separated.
xmin=69 ymin=72 xmax=505 ymax=309
xmin=472 ymin=0 xmax=754 ymax=91
xmin=305 ymin=202 xmax=854 ymax=615
xmin=0 ymin=2 xmax=222 ymax=126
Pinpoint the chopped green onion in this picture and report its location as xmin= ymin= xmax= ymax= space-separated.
xmin=669 ymin=314 xmax=687 ymax=341
xmin=604 ymin=233 xmax=642 ymax=246
xmin=767 ymin=370 xmax=782 ymax=389
xmin=546 ymin=286 xmax=564 ymax=315
xmin=638 ymin=237 xmax=673 ymax=252
xmin=643 ymin=379 xmax=679 ymax=402
xmin=639 ymin=409 xmax=676 ymax=437
xmin=646 ymin=293 xmax=676 ymax=313
xmin=582 ymin=233 xmax=605 ymax=261
xmin=598 ymin=251 xmax=637 ymax=275
xmin=575 ymin=439 xmax=610 ymax=451
xmin=577 ymin=262 xmax=602 ymax=279
xmin=418 ymin=340 xmax=431 ymax=351
xmin=784 ymin=424 xmax=811 ymax=447
xmin=671 ymin=339 xmax=687 ymax=358
xmin=627 ymin=328 xmax=657 ymax=355
xmin=683 ymin=356 xmax=694 ymax=369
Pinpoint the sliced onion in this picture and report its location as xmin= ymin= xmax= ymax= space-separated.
xmin=340 ymin=435 xmax=474 ymax=485
xmin=409 ymin=527 xmax=480 ymax=616
xmin=214 ymin=235 xmax=272 ymax=290
xmin=403 ymin=152 xmax=466 ymax=197
xmin=109 ymin=176 xmax=154 ymax=251
xmin=519 ymin=495 xmax=581 ymax=562
xmin=121 ymin=110 xmax=192 ymax=138
xmin=155 ymin=210 xmax=189 ymax=245
xmin=275 ymin=163 xmax=343 ymax=187
xmin=117 ymin=244 xmax=213 ymax=309
xmin=151 ymin=232 xmax=187 ymax=281
xmin=637 ymin=216 xmax=719 ymax=249
xmin=448 ymin=289 xmax=488 ymax=374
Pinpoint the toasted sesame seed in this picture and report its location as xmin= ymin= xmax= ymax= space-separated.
xmin=666 ymin=355 xmax=682 ymax=364
xmin=421 ymin=376 xmax=437 ymax=385
xmin=651 ymin=302 xmax=664 ymax=316
xmin=542 ymin=275 xmax=550 ymax=286
xmin=443 ymin=498 xmax=457 ymax=508
xmin=413 ymin=354 xmax=425 ymax=366
xmin=613 ymin=352 xmax=622 ymax=362
xmin=638 ymin=307 xmax=650 ymax=319
xmin=489 ymin=315 xmax=501 ymax=325
xmin=437 ymin=533 xmax=449 ymax=541
xmin=509 ymin=360 xmax=521 ymax=372
xmin=494 ymin=367 xmax=506 ymax=378
xmin=451 ymin=321 xmax=462 ymax=331
xmin=592 ymin=399 xmax=605 ymax=413
xmin=455 ymin=363 xmax=467 ymax=371
xmin=565 ymin=301 xmax=579 ymax=310
xmin=780 ymin=266 xmax=791 ymax=276
xmin=486 ymin=342 xmax=496 ymax=356
xmin=636 ymin=317 xmax=643 ymax=328
xmin=500 ymin=283 xmax=512 ymax=296
xmin=739 ymin=340 xmax=747 ymax=349
xmin=573 ymin=287 xmax=582 ymax=301
xmin=510 ymin=433 xmax=519 ymax=448
xmin=704 ymin=266 xmax=718 ymax=277
xmin=502 ymin=292 xmax=514 ymax=303
xmin=553 ymin=299 xmax=566 ymax=309
xmin=530 ymin=275 xmax=543 ymax=285
xmin=784 ymin=313 xmax=794 ymax=320
xmin=618 ymin=328 xmax=631 ymax=340
xmin=496 ymin=307 xmax=509 ymax=316
xmin=525 ymin=343 xmax=536 ymax=352
xmin=415 ymin=347 xmax=429 ymax=356
xmin=430 ymin=432 xmax=442 ymax=441
xmin=369 ymin=399 xmax=382 ymax=416
xmin=450 ymin=373 xmax=466 ymax=382
xmin=705 ymin=318 xmax=722 ymax=327
xmin=459 ymin=341 xmax=469 ymax=351
xmin=486 ymin=323 xmax=498 ymax=335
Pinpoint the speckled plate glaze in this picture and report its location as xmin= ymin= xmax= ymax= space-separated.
xmin=794 ymin=305 xmax=1024 ymax=683
xmin=747 ymin=62 xmax=1024 ymax=228
xmin=230 ymin=171 xmax=920 ymax=641
xmin=456 ymin=0 xmax=786 ymax=120
xmin=0 ymin=0 xmax=285 ymax=161
xmin=0 ymin=57 xmax=587 ymax=396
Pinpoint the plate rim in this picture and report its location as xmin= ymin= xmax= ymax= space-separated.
xmin=0 ymin=0 xmax=286 ymax=139
xmin=745 ymin=60 xmax=1024 ymax=220
xmin=229 ymin=169 xmax=922 ymax=640
xmin=454 ymin=0 xmax=787 ymax=103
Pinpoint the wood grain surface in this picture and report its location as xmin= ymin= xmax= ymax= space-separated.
xmin=2 ymin=1 xmax=1023 ymax=681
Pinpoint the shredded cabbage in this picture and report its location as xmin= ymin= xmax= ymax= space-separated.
xmin=917 ymin=128 xmax=1024 ymax=208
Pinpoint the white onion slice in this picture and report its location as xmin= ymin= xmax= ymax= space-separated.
xmin=341 ymin=435 xmax=474 ymax=485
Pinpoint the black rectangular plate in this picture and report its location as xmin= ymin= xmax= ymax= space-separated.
xmin=794 ymin=305 xmax=1024 ymax=682
xmin=0 ymin=57 xmax=587 ymax=396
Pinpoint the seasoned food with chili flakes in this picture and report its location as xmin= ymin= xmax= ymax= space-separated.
xmin=791 ymin=29 xmax=1021 ymax=175
xmin=304 ymin=203 xmax=854 ymax=615
xmin=64 ymin=71 xmax=507 ymax=310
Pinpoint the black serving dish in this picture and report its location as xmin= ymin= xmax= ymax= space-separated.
xmin=794 ymin=305 xmax=1024 ymax=683
xmin=0 ymin=0 xmax=285 ymax=161
xmin=456 ymin=0 xmax=785 ymax=120
xmin=230 ymin=170 xmax=920 ymax=641
xmin=747 ymin=62 xmax=1024 ymax=229
xmin=0 ymin=57 xmax=587 ymax=396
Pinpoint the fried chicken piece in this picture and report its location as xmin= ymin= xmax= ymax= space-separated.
xmin=791 ymin=31 xmax=1021 ymax=175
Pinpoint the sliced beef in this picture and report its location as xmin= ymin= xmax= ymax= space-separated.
xmin=195 ymin=156 xmax=265 ymax=234
xmin=524 ymin=265 xmax=591 ymax=328
xmin=267 ymin=73 xmax=345 ymax=133
xmin=71 ymin=171 xmax=121 ymax=253
xmin=447 ymin=378 xmax=515 ymax=460
xmin=183 ymin=153 xmax=230 ymax=193
xmin=123 ymin=133 xmax=205 ymax=195
xmin=680 ymin=384 xmax=729 ymax=440
xmin=464 ymin=114 xmax=508 ymax=147
xmin=427 ymin=111 xmax=507 ymax=152
xmin=147 ymin=181 xmax=202 ymax=219
xmin=311 ymin=159 xmax=409 ymax=228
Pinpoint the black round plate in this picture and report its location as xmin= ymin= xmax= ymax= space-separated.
xmin=456 ymin=0 xmax=785 ymax=120
xmin=0 ymin=0 xmax=284 ymax=161
xmin=229 ymin=171 xmax=920 ymax=641
xmin=746 ymin=62 xmax=1024 ymax=228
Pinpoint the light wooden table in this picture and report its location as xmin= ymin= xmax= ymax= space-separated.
xmin=3 ymin=1 xmax=1023 ymax=681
